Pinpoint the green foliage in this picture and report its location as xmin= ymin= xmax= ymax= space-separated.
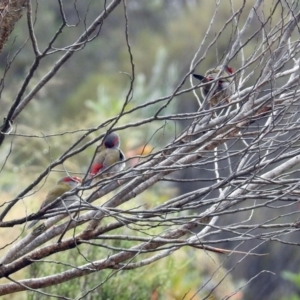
xmin=281 ymin=270 xmax=300 ymax=300
xmin=66 ymin=47 xmax=179 ymax=152
xmin=27 ymin=243 xmax=169 ymax=299
xmin=1 ymin=2 xmax=282 ymax=299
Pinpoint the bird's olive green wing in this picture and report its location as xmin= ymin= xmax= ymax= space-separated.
xmin=102 ymin=148 xmax=122 ymax=170
xmin=41 ymin=182 xmax=71 ymax=208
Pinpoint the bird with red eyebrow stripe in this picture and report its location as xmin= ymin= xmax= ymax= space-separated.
xmin=85 ymin=132 xmax=125 ymax=186
xmin=28 ymin=176 xmax=82 ymax=229
xmin=193 ymin=66 xmax=235 ymax=109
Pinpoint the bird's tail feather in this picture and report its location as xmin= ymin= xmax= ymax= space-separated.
xmin=27 ymin=219 xmax=39 ymax=229
xmin=193 ymin=74 xmax=206 ymax=82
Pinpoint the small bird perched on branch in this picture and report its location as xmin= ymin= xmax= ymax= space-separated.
xmin=193 ymin=66 xmax=235 ymax=108
xmin=28 ymin=176 xmax=82 ymax=229
xmin=85 ymin=132 xmax=125 ymax=185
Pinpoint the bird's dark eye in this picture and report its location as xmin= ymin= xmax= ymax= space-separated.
xmin=105 ymin=139 xmax=115 ymax=148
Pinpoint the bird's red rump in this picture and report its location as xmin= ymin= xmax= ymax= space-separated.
xmin=62 ymin=176 xmax=82 ymax=183
xmin=62 ymin=177 xmax=73 ymax=182
xmin=90 ymin=163 xmax=103 ymax=175
xmin=226 ymin=66 xmax=234 ymax=74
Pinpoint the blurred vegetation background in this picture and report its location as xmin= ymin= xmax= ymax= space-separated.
xmin=0 ymin=0 xmax=298 ymax=299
